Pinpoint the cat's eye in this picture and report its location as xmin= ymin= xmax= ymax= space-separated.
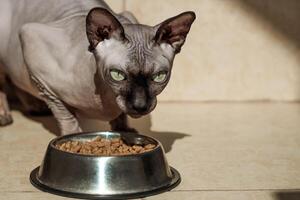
xmin=110 ymin=69 xmax=126 ymax=81
xmin=152 ymin=71 xmax=167 ymax=83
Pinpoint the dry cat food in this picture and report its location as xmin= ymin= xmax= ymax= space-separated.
xmin=55 ymin=136 xmax=156 ymax=156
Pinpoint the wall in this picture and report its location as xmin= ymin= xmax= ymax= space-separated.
xmin=107 ymin=0 xmax=300 ymax=102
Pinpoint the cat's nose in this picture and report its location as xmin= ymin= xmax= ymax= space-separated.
xmin=132 ymin=99 xmax=148 ymax=112
xmin=132 ymin=87 xmax=148 ymax=113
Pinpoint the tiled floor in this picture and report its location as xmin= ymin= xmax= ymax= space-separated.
xmin=1 ymin=102 xmax=300 ymax=200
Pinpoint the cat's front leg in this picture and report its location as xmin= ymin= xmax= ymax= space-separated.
xmin=109 ymin=113 xmax=137 ymax=133
xmin=31 ymin=75 xmax=82 ymax=135
xmin=47 ymin=100 xmax=82 ymax=135
xmin=20 ymin=23 xmax=82 ymax=135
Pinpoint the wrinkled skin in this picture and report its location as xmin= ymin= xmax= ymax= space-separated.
xmin=0 ymin=0 xmax=195 ymax=134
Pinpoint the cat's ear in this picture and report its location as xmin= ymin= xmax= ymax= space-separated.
xmin=154 ymin=11 xmax=196 ymax=53
xmin=86 ymin=7 xmax=126 ymax=51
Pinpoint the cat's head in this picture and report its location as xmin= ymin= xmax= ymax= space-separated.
xmin=86 ymin=8 xmax=195 ymax=118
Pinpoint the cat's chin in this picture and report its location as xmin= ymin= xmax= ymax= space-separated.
xmin=128 ymin=113 xmax=143 ymax=118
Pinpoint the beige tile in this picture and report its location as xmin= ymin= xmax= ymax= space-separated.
xmin=144 ymin=191 xmax=277 ymax=200
xmin=130 ymin=103 xmax=300 ymax=190
xmin=1 ymin=191 xmax=284 ymax=200
xmin=2 ymin=190 xmax=295 ymax=200
xmin=1 ymin=103 xmax=300 ymax=199
xmin=125 ymin=0 xmax=300 ymax=101
xmin=2 ymin=192 xmax=71 ymax=200
xmin=0 ymin=112 xmax=55 ymax=192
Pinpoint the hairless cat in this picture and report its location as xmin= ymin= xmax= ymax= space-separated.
xmin=0 ymin=0 xmax=195 ymax=135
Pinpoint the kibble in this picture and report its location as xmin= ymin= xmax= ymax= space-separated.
xmin=55 ymin=136 xmax=156 ymax=156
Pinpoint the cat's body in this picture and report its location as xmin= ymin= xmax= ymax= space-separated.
xmin=0 ymin=0 xmax=125 ymax=120
xmin=0 ymin=0 xmax=195 ymax=134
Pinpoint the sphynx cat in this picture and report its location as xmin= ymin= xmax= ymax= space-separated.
xmin=0 ymin=0 xmax=195 ymax=135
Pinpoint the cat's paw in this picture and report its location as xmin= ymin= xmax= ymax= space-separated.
xmin=0 ymin=113 xmax=13 ymax=126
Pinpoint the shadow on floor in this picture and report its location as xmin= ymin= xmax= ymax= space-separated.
xmin=28 ymin=114 xmax=61 ymax=136
xmin=129 ymin=115 xmax=190 ymax=153
xmin=239 ymin=0 xmax=300 ymax=48
xmin=273 ymin=191 xmax=300 ymax=200
xmin=18 ymin=109 xmax=189 ymax=153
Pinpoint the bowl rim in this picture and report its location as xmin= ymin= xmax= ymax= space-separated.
xmin=49 ymin=131 xmax=162 ymax=158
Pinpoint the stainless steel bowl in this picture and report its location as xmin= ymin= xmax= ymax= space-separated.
xmin=30 ymin=131 xmax=181 ymax=199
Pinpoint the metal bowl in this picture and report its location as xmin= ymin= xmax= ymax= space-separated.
xmin=30 ymin=131 xmax=181 ymax=199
